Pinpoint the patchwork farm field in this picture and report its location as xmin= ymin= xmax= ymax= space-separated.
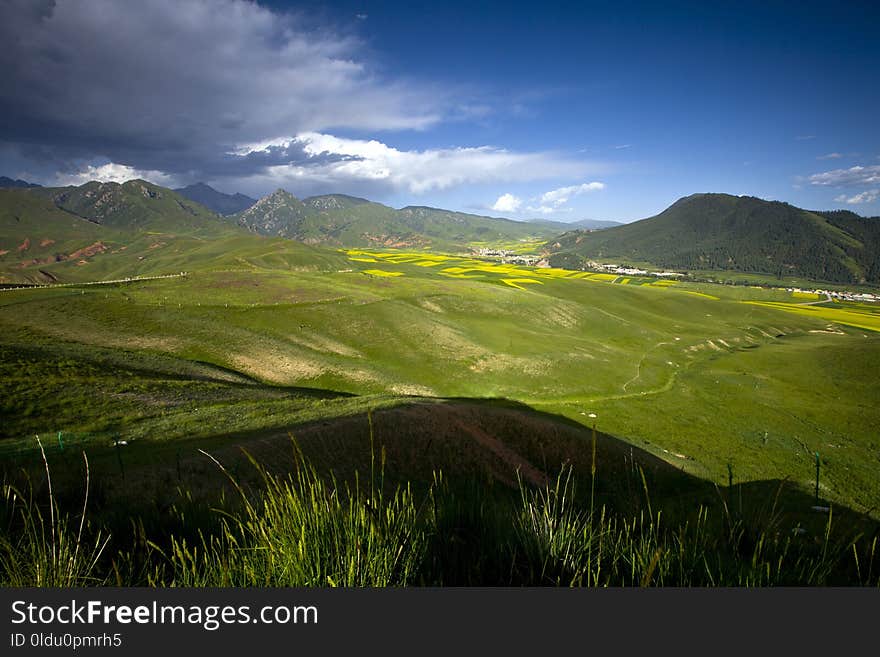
xmin=2 ymin=247 xmax=878 ymax=518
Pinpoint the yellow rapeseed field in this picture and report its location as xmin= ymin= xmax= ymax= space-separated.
xmin=743 ymin=301 xmax=880 ymax=332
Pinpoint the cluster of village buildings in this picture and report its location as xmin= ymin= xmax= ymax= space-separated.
xmin=474 ymin=248 xmax=513 ymax=257
xmin=788 ymin=287 xmax=878 ymax=303
xmin=474 ymin=248 xmax=685 ymax=274
xmin=587 ymin=261 xmax=684 ymax=278
xmin=588 ymin=262 xmax=684 ymax=278
xmin=473 ymin=248 xmax=878 ymax=299
xmin=474 ymin=248 xmax=543 ymax=266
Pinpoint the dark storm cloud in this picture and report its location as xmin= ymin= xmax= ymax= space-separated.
xmin=209 ymin=141 xmax=360 ymax=178
xmin=0 ymin=0 xmax=441 ymax=184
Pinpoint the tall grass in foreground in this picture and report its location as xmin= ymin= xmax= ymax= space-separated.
xmin=151 ymin=451 xmax=428 ymax=586
xmin=511 ymin=469 xmax=861 ymax=586
xmin=0 ymin=440 xmax=109 ymax=586
xmin=149 ymin=458 xmax=879 ymax=587
xmin=1 ymin=440 xmax=878 ymax=586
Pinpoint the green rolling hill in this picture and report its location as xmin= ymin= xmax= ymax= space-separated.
xmin=546 ymin=193 xmax=880 ymax=284
xmin=0 ymin=189 xmax=109 ymax=283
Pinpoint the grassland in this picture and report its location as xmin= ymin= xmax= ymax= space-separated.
xmin=0 ymin=235 xmax=880 ymax=584
xmin=1 ymin=243 xmax=878 ymax=519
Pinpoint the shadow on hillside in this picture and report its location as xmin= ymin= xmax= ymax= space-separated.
xmin=16 ymin=393 xmax=873 ymax=543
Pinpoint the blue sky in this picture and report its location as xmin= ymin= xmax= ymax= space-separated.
xmin=1 ymin=0 xmax=878 ymax=221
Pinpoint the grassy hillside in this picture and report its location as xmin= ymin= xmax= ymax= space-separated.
xmin=547 ymin=193 xmax=880 ymax=284
xmin=0 ymin=189 xmax=116 ymax=284
xmin=1 ymin=247 xmax=878 ymax=515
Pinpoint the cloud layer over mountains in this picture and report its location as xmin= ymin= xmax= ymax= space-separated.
xmin=0 ymin=1 xmax=437 ymax=185
xmin=0 ymin=0 xmax=594 ymax=200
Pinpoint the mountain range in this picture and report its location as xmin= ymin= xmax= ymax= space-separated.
xmin=0 ymin=179 xmax=565 ymax=284
xmin=173 ymin=182 xmax=620 ymax=234
xmin=0 ymin=180 xmax=343 ymax=285
xmin=1 ymin=179 xmax=878 ymax=285
xmin=227 ymin=188 xmax=571 ymax=250
xmin=0 ymin=176 xmax=41 ymax=189
xmin=530 ymin=217 xmax=622 ymax=231
xmin=174 ymin=182 xmax=256 ymax=215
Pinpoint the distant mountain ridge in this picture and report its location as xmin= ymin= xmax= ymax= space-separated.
xmin=174 ymin=182 xmax=256 ymax=215
xmin=529 ymin=217 xmax=622 ymax=231
xmin=545 ymin=193 xmax=880 ymax=284
xmin=570 ymin=218 xmax=623 ymax=230
xmin=0 ymin=176 xmax=41 ymax=189
xmin=230 ymin=190 xmax=567 ymax=250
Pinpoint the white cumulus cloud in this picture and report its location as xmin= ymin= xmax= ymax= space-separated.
xmin=809 ymin=165 xmax=880 ymax=186
xmin=539 ymin=182 xmax=605 ymax=207
xmin=233 ymin=132 xmax=593 ymax=195
xmin=835 ymin=190 xmax=879 ymax=205
xmin=491 ymin=193 xmax=522 ymax=213
xmin=54 ymin=163 xmax=177 ymax=187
